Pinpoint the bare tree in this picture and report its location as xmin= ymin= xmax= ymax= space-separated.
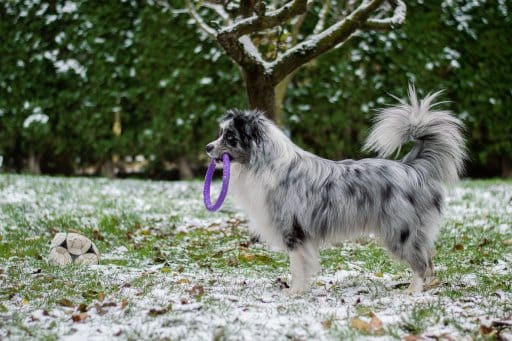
xmin=186 ymin=0 xmax=406 ymax=124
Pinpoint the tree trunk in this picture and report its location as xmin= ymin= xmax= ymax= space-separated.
xmin=502 ymin=155 xmax=512 ymax=178
xmin=100 ymin=159 xmax=115 ymax=178
xmin=244 ymin=70 xmax=276 ymax=121
xmin=27 ymin=151 xmax=41 ymax=174
xmin=274 ymin=74 xmax=295 ymax=127
xmin=178 ymin=156 xmax=194 ymax=180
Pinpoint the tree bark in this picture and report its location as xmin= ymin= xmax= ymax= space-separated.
xmin=501 ymin=155 xmax=512 ymax=178
xmin=100 ymin=159 xmax=115 ymax=178
xmin=188 ymin=0 xmax=406 ymax=124
xmin=27 ymin=151 xmax=41 ymax=174
xmin=178 ymin=156 xmax=194 ymax=180
xmin=244 ymin=69 xmax=276 ymax=121
xmin=274 ymin=74 xmax=294 ymax=126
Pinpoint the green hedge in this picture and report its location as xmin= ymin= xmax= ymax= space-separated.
xmin=286 ymin=0 xmax=512 ymax=177
xmin=0 ymin=1 xmax=510 ymax=177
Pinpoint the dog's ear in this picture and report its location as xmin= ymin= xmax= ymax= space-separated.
xmin=232 ymin=110 xmax=263 ymax=145
xmin=221 ymin=109 xmax=237 ymax=122
xmin=232 ymin=112 xmax=247 ymax=133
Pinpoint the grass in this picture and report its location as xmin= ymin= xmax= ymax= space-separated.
xmin=0 ymin=175 xmax=511 ymax=340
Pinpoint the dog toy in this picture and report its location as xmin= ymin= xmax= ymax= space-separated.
xmin=203 ymin=153 xmax=230 ymax=212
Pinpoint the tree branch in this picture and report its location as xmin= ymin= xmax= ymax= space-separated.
xmin=363 ymin=0 xmax=406 ymax=30
xmin=186 ymin=0 xmax=217 ymax=39
xmin=313 ymin=0 xmax=330 ymax=35
xmin=218 ymin=0 xmax=308 ymax=38
xmin=270 ymin=0 xmax=405 ymax=84
xmin=238 ymin=35 xmax=268 ymax=67
xmin=203 ymin=1 xmax=231 ymax=23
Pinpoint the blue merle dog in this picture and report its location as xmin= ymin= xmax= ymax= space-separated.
xmin=206 ymin=86 xmax=466 ymax=294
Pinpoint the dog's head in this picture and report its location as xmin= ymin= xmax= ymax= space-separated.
xmin=206 ymin=109 xmax=265 ymax=164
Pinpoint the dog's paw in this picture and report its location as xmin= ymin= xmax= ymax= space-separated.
xmin=405 ymin=285 xmax=423 ymax=294
xmin=405 ymin=278 xmax=424 ymax=294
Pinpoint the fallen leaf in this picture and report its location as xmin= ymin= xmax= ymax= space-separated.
xmin=98 ymin=292 xmax=105 ymax=302
xmin=369 ymin=314 xmax=384 ymax=335
xmin=160 ymin=267 xmax=171 ymax=273
xmin=82 ymin=290 xmax=99 ymax=300
xmin=478 ymin=238 xmax=490 ymax=248
xmin=491 ymin=319 xmax=512 ymax=328
xmin=78 ymin=303 xmax=88 ymax=313
xmin=403 ymin=335 xmax=422 ymax=341
xmin=227 ymin=257 xmax=239 ymax=267
xmin=350 ymin=318 xmax=370 ymax=333
xmin=453 ymin=243 xmax=464 ymax=251
xmin=120 ymin=299 xmax=129 ymax=309
xmin=178 ymin=278 xmax=190 ymax=284
xmin=350 ymin=315 xmax=384 ymax=335
xmin=126 ymin=231 xmax=134 ymax=240
xmin=480 ymin=325 xmax=497 ymax=336
xmin=503 ymin=239 xmax=512 ymax=246
xmin=432 ymin=332 xmax=457 ymax=341
xmin=95 ymin=304 xmax=107 ymax=315
xmin=22 ymin=298 xmax=29 ymax=305
xmin=321 ymin=319 xmax=332 ymax=330
xmin=188 ymin=284 xmax=205 ymax=297
xmin=425 ymin=278 xmax=442 ymax=288
xmin=0 ymin=304 xmax=8 ymax=312
xmin=148 ymin=307 xmax=168 ymax=317
xmin=239 ymin=251 xmax=255 ymax=262
xmin=374 ymin=271 xmax=384 ymax=278
xmin=71 ymin=312 xmax=88 ymax=322
xmin=92 ymin=228 xmax=104 ymax=241
xmin=57 ymin=298 xmax=74 ymax=307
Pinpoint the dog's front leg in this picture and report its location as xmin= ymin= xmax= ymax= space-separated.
xmin=287 ymin=241 xmax=320 ymax=295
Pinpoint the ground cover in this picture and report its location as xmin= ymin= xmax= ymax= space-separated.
xmin=0 ymin=175 xmax=511 ymax=340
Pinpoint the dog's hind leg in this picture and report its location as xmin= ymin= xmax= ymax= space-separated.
xmin=424 ymin=256 xmax=435 ymax=284
xmin=404 ymin=231 xmax=435 ymax=293
xmin=382 ymin=222 xmax=435 ymax=293
xmin=288 ymin=241 xmax=320 ymax=294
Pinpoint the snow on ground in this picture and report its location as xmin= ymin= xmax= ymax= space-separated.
xmin=0 ymin=175 xmax=511 ymax=340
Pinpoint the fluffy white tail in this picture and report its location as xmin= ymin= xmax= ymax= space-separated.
xmin=364 ymin=85 xmax=466 ymax=185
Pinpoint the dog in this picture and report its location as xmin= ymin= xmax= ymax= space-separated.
xmin=206 ymin=86 xmax=466 ymax=294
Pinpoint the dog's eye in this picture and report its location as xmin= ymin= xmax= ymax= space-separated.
xmin=225 ymin=133 xmax=237 ymax=146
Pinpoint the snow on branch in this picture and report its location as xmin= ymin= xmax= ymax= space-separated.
xmin=186 ymin=0 xmax=406 ymax=84
xmin=363 ymin=0 xmax=406 ymax=30
xmin=238 ymin=35 xmax=268 ymax=67
xmin=313 ymin=0 xmax=330 ymax=35
xmin=186 ymin=0 xmax=217 ymax=39
xmin=270 ymin=0 xmax=404 ymax=84
xmin=203 ymin=1 xmax=230 ymax=23
xmin=218 ymin=0 xmax=308 ymax=38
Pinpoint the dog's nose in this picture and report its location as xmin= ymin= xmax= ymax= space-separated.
xmin=206 ymin=143 xmax=214 ymax=153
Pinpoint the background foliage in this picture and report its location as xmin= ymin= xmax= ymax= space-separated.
xmin=0 ymin=0 xmax=510 ymax=178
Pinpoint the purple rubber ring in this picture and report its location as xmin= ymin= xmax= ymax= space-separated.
xmin=203 ymin=153 xmax=230 ymax=212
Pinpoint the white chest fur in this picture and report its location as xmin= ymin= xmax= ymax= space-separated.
xmin=230 ymin=164 xmax=284 ymax=249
